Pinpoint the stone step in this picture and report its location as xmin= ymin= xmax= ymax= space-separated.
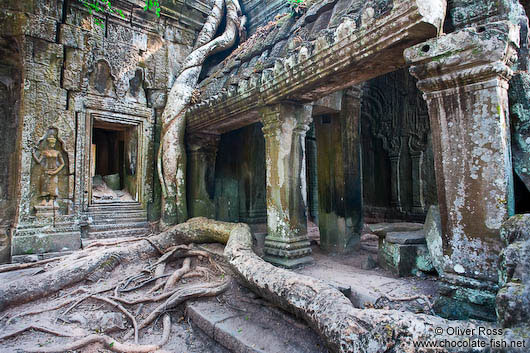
xmin=88 ymin=221 xmax=149 ymax=232
xmin=12 ymin=231 xmax=81 ymax=256
xmin=88 ymin=203 xmax=143 ymax=211
xmin=13 ymin=227 xmax=79 ymax=236
xmin=87 ymin=207 xmax=146 ymax=214
xmin=89 ymin=216 xmax=148 ymax=223
xmin=15 ymin=223 xmax=77 ymax=231
xmin=367 ymin=222 xmax=424 ymax=238
xmin=88 ymin=213 xmax=147 ymax=222
xmin=85 ymin=227 xmax=150 ymax=239
xmin=186 ymin=295 xmax=328 ymax=353
xmin=12 ymin=250 xmax=75 ymax=263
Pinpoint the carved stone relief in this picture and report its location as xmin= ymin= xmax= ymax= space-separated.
xmin=361 ymin=69 xmax=437 ymax=220
xmin=89 ymin=60 xmax=117 ymax=97
xmin=30 ymin=127 xmax=70 ymax=217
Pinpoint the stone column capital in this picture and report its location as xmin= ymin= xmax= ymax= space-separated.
xmin=405 ymin=21 xmax=520 ymax=94
xmin=260 ymin=102 xmax=313 ymax=138
xmin=186 ymin=133 xmax=220 ymax=154
xmin=343 ymin=85 xmax=362 ymax=99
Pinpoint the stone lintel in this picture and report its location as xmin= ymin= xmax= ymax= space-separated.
xmin=312 ymin=91 xmax=343 ymax=116
xmin=260 ymin=102 xmax=313 ymax=268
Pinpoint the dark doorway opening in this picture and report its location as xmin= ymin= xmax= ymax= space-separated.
xmin=91 ymin=120 xmax=138 ymax=203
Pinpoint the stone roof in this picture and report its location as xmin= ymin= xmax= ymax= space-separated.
xmin=186 ymin=0 xmax=447 ymax=134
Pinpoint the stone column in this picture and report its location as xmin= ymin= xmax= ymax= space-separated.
xmin=405 ymin=22 xmax=518 ymax=320
xmin=187 ymin=133 xmax=220 ymax=219
xmin=305 ymin=125 xmax=319 ymax=224
xmin=408 ymin=131 xmax=427 ymax=214
xmin=314 ymin=88 xmax=363 ymax=253
xmin=260 ymin=103 xmax=313 ymax=268
xmin=388 ymin=152 xmax=402 ymax=211
xmin=409 ymin=150 xmax=425 ymax=213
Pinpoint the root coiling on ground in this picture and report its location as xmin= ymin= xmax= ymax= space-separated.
xmin=0 ymin=217 xmax=498 ymax=353
xmin=27 ymin=314 xmax=172 ymax=353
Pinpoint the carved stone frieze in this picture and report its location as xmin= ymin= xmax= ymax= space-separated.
xmin=361 ymin=69 xmax=433 ymax=215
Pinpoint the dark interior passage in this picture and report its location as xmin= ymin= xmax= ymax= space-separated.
xmin=93 ymin=128 xmax=122 ymax=179
xmin=214 ymin=123 xmax=267 ymax=225
xmin=92 ymin=120 xmax=138 ymax=202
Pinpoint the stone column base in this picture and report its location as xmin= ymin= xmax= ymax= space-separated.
xmin=12 ymin=222 xmax=81 ymax=257
xmin=263 ymin=236 xmax=313 ymax=268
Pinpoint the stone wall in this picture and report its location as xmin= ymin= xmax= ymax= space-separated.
xmin=0 ymin=0 xmax=212 ymax=258
xmin=0 ymin=37 xmax=22 ymax=263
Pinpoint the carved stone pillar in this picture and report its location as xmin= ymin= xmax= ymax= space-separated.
xmin=405 ymin=22 xmax=519 ymax=320
xmin=187 ymin=133 xmax=220 ymax=219
xmin=408 ymin=129 xmax=428 ymax=214
xmin=388 ymin=151 xmax=402 ymax=212
xmin=305 ymin=125 xmax=319 ymax=224
xmin=260 ymin=103 xmax=313 ymax=268
xmin=409 ymin=150 xmax=425 ymax=213
xmin=315 ymin=88 xmax=363 ymax=253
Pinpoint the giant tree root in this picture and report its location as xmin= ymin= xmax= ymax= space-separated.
xmin=123 ymin=280 xmax=230 ymax=340
xmin=0 ymin=257 xmax=62 ymax=273
xmin=0 ymin=325 xmax=77 ymax=341
xmin=223 ymin=223 xmax=489 ymax=352
xmin=0 ymin=218 xmax=497 ymax=352
xmin=27 ymin=314 xmax=171 ymax=353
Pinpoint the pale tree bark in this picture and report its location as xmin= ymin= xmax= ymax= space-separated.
xmin=0 ymin=218 xmax=497 ymax=353
xmin=158 ymin=0 xmax=245 ymax=226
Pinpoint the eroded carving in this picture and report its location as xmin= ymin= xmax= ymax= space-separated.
xmin=32 ymin=128 xmax=68 ymax=217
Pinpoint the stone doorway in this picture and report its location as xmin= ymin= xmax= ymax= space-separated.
xmin=90 ymin=119 xmax=139 ymax=204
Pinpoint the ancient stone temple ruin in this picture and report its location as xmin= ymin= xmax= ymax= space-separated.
xmin=1 ymin=0 xmax=530 ymax=347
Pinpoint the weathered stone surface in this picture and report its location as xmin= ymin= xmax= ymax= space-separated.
xmin=386 ymin=230 xmax=426 ymax=245
xmin=315 ymin=89 xmax=363 ymax=254
xmin=187 ymin=0 xmax=447 ymax=134
xmin=361 ymin=69 xmax=436 ymax=221
xmin=12 ymin=231 xmax=81 ymax=255
xmin=0 ymin=225 xmax=11 ymax=264
xmin=368 ymin=222 xmax=424 ymax=238
xmin=186 ymin=293 xmax=328 ymax=353
xmin=509 ymin=73 xmax=530 ymax=193
xmin=497 ymin=214 xmax=530 ymax=328
xmin=378 ymin=239 xmax=433 ymax=277
xmin=1 ymin=0 xmax=212 ymax=258
xmin=260 ymin=103 xmax=313 ymax=268
xmin=424 ymin=205 xmax=444 ymax=276
xmin=405 ymin=21 xmax=519 ymax=320
xmin=187 ymin=133 xmax=220 ymax=219
xmin=445 ymin=0 xmax=523 ymax=32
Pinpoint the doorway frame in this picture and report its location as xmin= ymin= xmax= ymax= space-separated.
xmin=89 ymin=116 xmax=142 ymax=205
xmin=80 ymin=97 xmax=153 ymax=212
